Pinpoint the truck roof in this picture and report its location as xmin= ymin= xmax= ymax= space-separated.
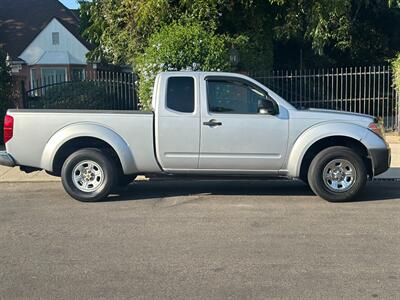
xmin=155 ymin=71 xmax=296 ymax=111
xmin=159 ymin=71 xmax=246 ymax=77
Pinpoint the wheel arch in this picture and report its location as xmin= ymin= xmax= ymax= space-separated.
xmin=298 ymin=136 xmax=372 ymax=181
xmin=41 ymin=123 xmax=137 ymax=176
xmin=286 ymin=122 xmax=372 ymax=178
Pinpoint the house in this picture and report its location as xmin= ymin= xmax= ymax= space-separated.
xmin=0 ymin=0 xmax=94 ymax=102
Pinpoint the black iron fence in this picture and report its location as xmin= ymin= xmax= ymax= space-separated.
xmin=23 ymin=70 xmax=137 ymax=110
xmin=251 ymin=66 xmax=400 ymax=131
xmin=21 ymin=66 xmax=400 ymax=131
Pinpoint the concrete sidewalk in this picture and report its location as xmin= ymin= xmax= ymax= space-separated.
xmin=382 ymin=134 xmax=400 ymax=179
xmin=1 ymin=136 xmax=399 ymax=182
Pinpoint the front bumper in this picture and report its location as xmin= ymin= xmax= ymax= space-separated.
xmin=369 ymin=147 xmax=391 ymax=176
xmin=0 ymin=151 xmax=16 ymax=168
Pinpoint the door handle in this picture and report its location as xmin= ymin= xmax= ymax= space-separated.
xmin=203 ymin=119 xmax=222 ymax=127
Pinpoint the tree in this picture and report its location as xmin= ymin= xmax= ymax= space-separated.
xmin=79 ymin=0 xmax=400 ymax=84
xmin=392 ymin=53 xmax=400 ymax=90
xmin=273 ymin=0 xmax=400 ymax=68
xmin=79 ymin=0 xmax=184 ymax=64
xmin=271 ymin=0 xmax=352 ymax=55
xmin=79 ymin=0 xmax=357 ymax=68
xmin=345 ymin=0 xmax=400 ymax=65
xmin=0 ymin=48 xmax=12 ymax=144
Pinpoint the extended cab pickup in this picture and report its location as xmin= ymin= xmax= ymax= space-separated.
xmin=0 ymin=72 xmax=391 ymax=202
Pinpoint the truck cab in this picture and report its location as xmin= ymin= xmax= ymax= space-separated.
xmin=154 ymin=72 xmax=291 ymax=175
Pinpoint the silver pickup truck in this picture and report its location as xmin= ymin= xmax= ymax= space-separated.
xmin=0 ymin=72 xmax=391 ymax=202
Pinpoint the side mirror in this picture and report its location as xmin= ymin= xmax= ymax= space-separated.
xmin=258 ymin=99 xmax=278 ymax=115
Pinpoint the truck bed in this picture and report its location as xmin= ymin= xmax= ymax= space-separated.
xmin=5 ymin=109 xmax=161 ymax=173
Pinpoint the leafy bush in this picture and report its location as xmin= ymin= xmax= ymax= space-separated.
xmin=30 ymin=81 xmax=114 ymax=110
xmin=392 ymin=53 xmax=400 ymax=91
xmin=135 ymin=23 xmax=247 ymax=110
xmin=0 ymin=48 xmax=12 ymax=144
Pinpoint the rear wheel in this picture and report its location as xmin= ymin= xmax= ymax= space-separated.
xmin=61 ymin=148 xmax=116 ymax=202
xmin=307 ymin=146 xmax=367 ymax=202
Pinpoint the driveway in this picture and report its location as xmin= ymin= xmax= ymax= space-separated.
xmin=0 ymin=180 xmax=399 ymax=299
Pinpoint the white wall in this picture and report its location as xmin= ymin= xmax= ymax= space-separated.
xmin=19 ymin=18 xmax=89 ymax=65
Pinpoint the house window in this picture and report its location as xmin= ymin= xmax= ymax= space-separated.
xmin=72 ymin=68 xmax=85 ymax=81
xmin=30 ymin=68 xmax=37 ymax=88
xmin=41 ymin=68 xmax=67 ymax=84
xmin=52 ymin=32 xmax=60 ymax=45
xmin=30 ymin=68 xmax=38 ymax=96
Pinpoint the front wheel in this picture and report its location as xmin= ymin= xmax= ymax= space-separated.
xmin=308 ymin=146 xmax=367 ymax=202
xmin=61 ymin=148 xmax=117 ymax=202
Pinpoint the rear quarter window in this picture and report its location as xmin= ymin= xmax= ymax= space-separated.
xmin=166 ymin=77 xmax=195 ymax=113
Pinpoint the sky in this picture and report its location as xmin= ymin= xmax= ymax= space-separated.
xmin=59 ymin=0 xmax=79 ymax=9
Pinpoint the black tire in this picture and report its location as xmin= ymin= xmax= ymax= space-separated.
xmin=307 ymin=146 xmax=367 ymax=202
xmin=61 ymin=148 xmax=117 ymax=202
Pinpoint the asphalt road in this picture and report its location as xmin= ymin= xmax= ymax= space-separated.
xmin=0 ymin=180 xmax=399 ymax=299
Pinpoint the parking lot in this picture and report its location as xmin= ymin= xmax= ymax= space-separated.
xmin=1 ymin=179 xmax=400 ymax=299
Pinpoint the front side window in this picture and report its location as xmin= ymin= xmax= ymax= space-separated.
xmin=166 ymin=77 xmax=195 ymax=113
xmin=207 ymin=79 xmax=269 ymax=114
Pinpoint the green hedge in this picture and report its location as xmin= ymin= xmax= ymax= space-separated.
xmin=392 ymin=53 xmax=400 ymax=91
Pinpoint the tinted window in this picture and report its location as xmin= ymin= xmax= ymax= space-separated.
xmin=207 ymin=80 xmax=267 ymax=114
xmin=166 ymin=77 xmax=195 ymax=113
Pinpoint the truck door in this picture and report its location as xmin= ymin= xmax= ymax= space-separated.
xmin=155 ymin=74 xmax=200 ymax=171
xmin=199 ymin=76 xmax=289 ymax=173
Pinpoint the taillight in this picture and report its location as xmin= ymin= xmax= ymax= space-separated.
xmin=368 ymin=122 xmax=384 ymax=138
xmin=3 ymin=114 xmax=14 ymax=144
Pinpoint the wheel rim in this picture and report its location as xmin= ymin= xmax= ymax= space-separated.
xmin=72 ymin=160 xmax=104 ymax=193
xmin=322 ymin=159 xmax=357 ymax=193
